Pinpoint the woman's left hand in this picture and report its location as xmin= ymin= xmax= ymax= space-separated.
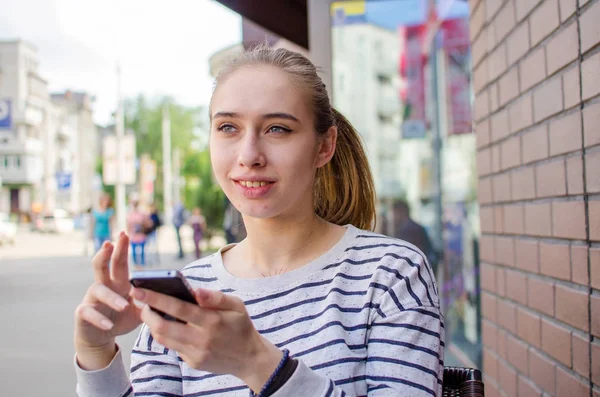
xmin=130 ymin=287 xmax=283 ymax=392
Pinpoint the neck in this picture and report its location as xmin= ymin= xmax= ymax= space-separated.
xmin=236 ymin=211 xmax=340 ymax=276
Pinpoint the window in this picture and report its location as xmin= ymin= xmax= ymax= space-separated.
xmin=14 ymin=155 xmax=21 ymax=168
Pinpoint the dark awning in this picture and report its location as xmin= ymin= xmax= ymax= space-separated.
xmin=215 ymin=0 xmax=309 ymax=49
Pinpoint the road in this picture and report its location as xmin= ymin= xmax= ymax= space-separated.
xmin=0 ymin=227 xmax=211 ymax=397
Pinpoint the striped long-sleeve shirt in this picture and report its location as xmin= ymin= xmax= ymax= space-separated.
xmin=76 ymin=225 xmax=444 ymax=396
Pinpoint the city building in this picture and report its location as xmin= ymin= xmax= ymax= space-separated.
xmin=215 ymin=0 xmax=600 ymax=395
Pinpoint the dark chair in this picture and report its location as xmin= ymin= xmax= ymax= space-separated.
xmin=442 ymin=367 xmax=485 ymax=397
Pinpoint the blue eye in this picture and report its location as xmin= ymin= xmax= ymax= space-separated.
xmin=268 ymin=125 xmax=292 ymax=134
xmin=217 ymin=124 xmax=237 ymax=133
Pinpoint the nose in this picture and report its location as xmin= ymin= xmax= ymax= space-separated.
xmin=237 ymin=132 xmax=266 ymax=168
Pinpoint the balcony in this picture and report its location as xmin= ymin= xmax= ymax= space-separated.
xmin=0 ymin=154 xmax=42 ymax=184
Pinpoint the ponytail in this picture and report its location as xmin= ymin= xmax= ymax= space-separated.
xmin=314 ymin=109 xmax=376 ymax=231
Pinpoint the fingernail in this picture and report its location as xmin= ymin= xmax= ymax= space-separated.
xmin=131 ymin=288 xmax=145 ymax=300
xmin=115 ymin=297 xmax=129 ymax=310
xmin=101 ymin=319 xmax=114 ymax=330
xmin=119 ymin=231 xmax=126 ymax=238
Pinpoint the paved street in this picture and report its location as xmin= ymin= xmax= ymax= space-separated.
xmin=0 ymin=226 xmax=216 ymax=397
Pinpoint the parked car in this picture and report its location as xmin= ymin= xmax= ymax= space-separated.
xmin=0 ymin=212 xmax=17 ymax=245
xmin=33 ymin=209 xmax=75 ymax=234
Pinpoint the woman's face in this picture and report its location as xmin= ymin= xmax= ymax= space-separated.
xmin=209 ymin=65 xmax=335 ymax=221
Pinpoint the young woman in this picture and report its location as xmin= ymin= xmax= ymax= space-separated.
xmin=91 ymin=193 xmax=115 ymax=253
xmin=73 ymin=46 xmax=444 ymax=397
xmin=189 ymin=207 xmax=207 ymax=259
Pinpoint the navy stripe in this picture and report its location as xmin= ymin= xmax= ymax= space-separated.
xmin=147 ymin=333 xmax=154 ymax=352
xmin=163 ymin=346 xmax=169 ymax=355
xmin=132 ymin=375 xmax=181 ymax=384
xmin=379 ymin=265 xmax=422 ymax=306
xmin=250 ymin=287 xmax=367 ymax=320
xmin=183 ymin=263 xmax=212 ymax=271
xmin=131 ymin=360 xmax=179 ymax=374
xmin=184 ymin=384 xmax=248 ymax=396
xmin=371 ymin=322 xmax=441 ymax=339
xmin=258 ymin=302 xmax=379 ymax=334
xmin=119 ymin=386 xmax=133 ymax=397
xmin=368 ymin=338 xmax=440 ymax=359
xmin=186 ymin=276 xmax=218 ymax=282
xmin=221 ymin=288 xmax=235 ymax=293
xmin=366 ymin=356 xmax=438 ymax=379
xmin=276 ymin=321 xmax=369 ymax=347
xmin=311 ymin=356 xmax=364 ymax=370
xmin=325 ymin=380 xmax=335 ymax=396
xmin=182 ymin=372 xmax=221 ymax=382
xmin=294 ymin=338 xmax=365 ymax=358
xmin=404 ymin=307 xmax=443 ymax=321
xmin=335 ymin=375 xmax=435 ymax=397
xmin=136 ymin=393 xmax=183 ymax=397
xmin=132 ymin=349 xmax=163 ymax=357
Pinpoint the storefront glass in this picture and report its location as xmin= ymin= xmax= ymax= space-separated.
xmin=330 ymin=0 xmax=481 ymax=368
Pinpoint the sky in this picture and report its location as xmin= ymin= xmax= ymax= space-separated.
xmin=0 ymin=0 xmax=242 ymax=125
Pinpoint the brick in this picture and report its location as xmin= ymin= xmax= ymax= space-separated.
xmin=493 ymin=173 xmax=511 ymax=202
xmin=593 ymin=342 xmax=600 ymax=384
xmin=556 ymin=367 xmax=590 ymax=396
xmin=555 ymin=284 xmax=589 ymax=331
xmin=524 ymin=202 xmax=552 ymax=237
xmin=498 ymin=359 xmax=517 ymax=397
xmin=481 ymin=262 xmax=496 ymax=291
xmin=474 ymin=89 xmax=490 ymax=122
xmin=587 ymin=200 xmax=600 ymax=241
xmin=522 ymin=124 xmax=549 ymax=164
xmin=533 ymin=76 xmax=564 ymax=122
xmin=529 ymin=348 xmax=557 ymax=395
xmin=474 ymin=58 xmax=490 ymax=93
xmin=501 ymin=136 xmax=521 ymax=170
xmin=483 ymin=347 xmax=498 ymax=380
xmin=572 ymin=333 xmax=590 ymax=378
xmin=586 ymin=151 xmax=600 ymax=193
xmin=491 ymin=108 xmax=510 ymax=142
xmin=582 ymin=52 xmax=600 ymax=101
xmin=546 ymin=22 xmax=579 ymax=75
xmin=528 ymin=277 xmax=555 ymax=316
xmin=559 ymin=0 xmax=577 ymax=22
xmin=520 ymin=47 xmax=547 ymax=92
xmin=509 ymin=92 xmax=534 ymax=133
xmin=552 ymin=200 xmax=587 ymax=240
xmin=492 ymin=143 xmax=501 ymax=173
xmin=483 ymin=320 xmax=498 ymax=350
xmin=562 ymin=65 xmax=581 ymax=109
xmin=517 ymin=307 xmax=541 ymax=348
xmin=507 ymin=334 xmax=529 ymax=374
xmin=498 ymin=67 xmax=519 ymax=106
xmin=549 ymin=111 xmax=583 ymax=156
xmin=489 ymin=82 xmax=500 ymax=112
xmin=503 ymin=204 xmax=525 ymax=235
xmin=571 ymin=245 xmax=589 ymax=286
xmin=518 ymin=376 xmax=542 ymax=397
xmin=536 ymin=160 xmax=567 ymax=198
xmin=481 ymin=235 xmax=495 ymax=264
xmin=480 ymin=206 xmax=495 ymax=233
xmin=496 ymin=267 xmax=506 ymax=297
xmin=505 ymin=269 xmax=527 ymax=305
xmin=530 ymin=0 xmax=561 ymax=46
xmin=583 ymin=101 xmax=600 ymax=148
xmin=485 ymin=382 xmax=500 ymax=397
xmin=478 ymin=177 xmax=493 ymax=204
xmin=540 ymin=242 xmax=571 ymax=280
xmin=497 ymin=299 xmax=517 ymax=333
xmin=541 ymin=318 xmax=572 ymax=366
xmin=488 ymin=43 xmax=507 ymax=81
xmin=497 ymin=328 xmax=508 ymax=359
xmin=476 ymin=119 xmax=491 ymax=148
xmin=516 ymin=0 xmax=543 ymax=21
xmin=592 ymin=248 xmax=600 ymax=289
xmin=485 ymin=0 xmax=504 ymax=22
xmin=495 ymin=1 xmax=516 ymax=43
xmin=507 ymin=21 xmax=531 ymax=66
xmin=592 ymin=294 xmax=600 ymax=338
xmin=566 ymin=156 xmax=584 ymax=195
xmin=470 ymin=0 xmax=485 ymax=42
xmin=516 ymin=239 xmax=539 ymax=273
xmin=482 ymin=292 xmax=498 ymax=322
xmin=580 ymin=0 xmax=600 ymax=54
xmin=494 ymin=204 xmax=504 ymax=234
xmin=495 ymin=236 xmax=514 ymax=267
xmin=477 ymin=148 xmax=492 ymax=176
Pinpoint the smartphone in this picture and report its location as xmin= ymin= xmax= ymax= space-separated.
xmin=130 ymin=270 xmax=196 ymax=322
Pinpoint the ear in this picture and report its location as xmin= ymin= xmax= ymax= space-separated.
xmin=315 ymin=126 xmax=337 ymax=168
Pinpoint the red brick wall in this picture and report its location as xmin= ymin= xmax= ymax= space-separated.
xmin=471 ymin=0 xmax=600 ymax=396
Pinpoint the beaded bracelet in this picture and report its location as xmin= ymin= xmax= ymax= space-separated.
xmin=250 ymin=349 xmax=291 ymax=397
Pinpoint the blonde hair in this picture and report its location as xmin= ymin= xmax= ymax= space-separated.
xmin=212 ymin=45 xmax=376 ymax=231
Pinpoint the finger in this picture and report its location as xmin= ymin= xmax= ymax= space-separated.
xmin=110 ymin=232 xmax=130 ymax=282
xmin=131 ymin=288 xmax=201 ymax=324
xmin=194 ymin=289 xmax=245 ymax=312
xmin=92 ymin=241 xmax=113 ymax=284
xmin=85 ymin=283 xmax=130 ymax=312
xmin=76 ymin=304 xmax=114 ymax=331
xmin=141 ymin=304 xmax=192 ymax=351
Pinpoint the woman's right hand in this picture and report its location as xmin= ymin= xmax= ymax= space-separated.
xmin=74 ymin=232 xmax=142 ymax=370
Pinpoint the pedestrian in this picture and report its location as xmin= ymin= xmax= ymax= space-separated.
xmin=391 ymin=199 xmax=438 ymax=277
xmin=144 ymin=203 xmax=162 ymax=265
xmin=91 ymin=193 xmax=114 ymax=254
xmin=189 ymin=207 xmax=206 ymax=259
xmin=172 ymin=201 xmax=187 ymax=259
xmin=73 ymin=45 xmax=443 ymax=397
xmin=126 ymin=197 xmax=147 ymax=268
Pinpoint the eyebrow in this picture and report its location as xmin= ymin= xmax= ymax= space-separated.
xmin=212 ymin=111 xmax=300 ymax=123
